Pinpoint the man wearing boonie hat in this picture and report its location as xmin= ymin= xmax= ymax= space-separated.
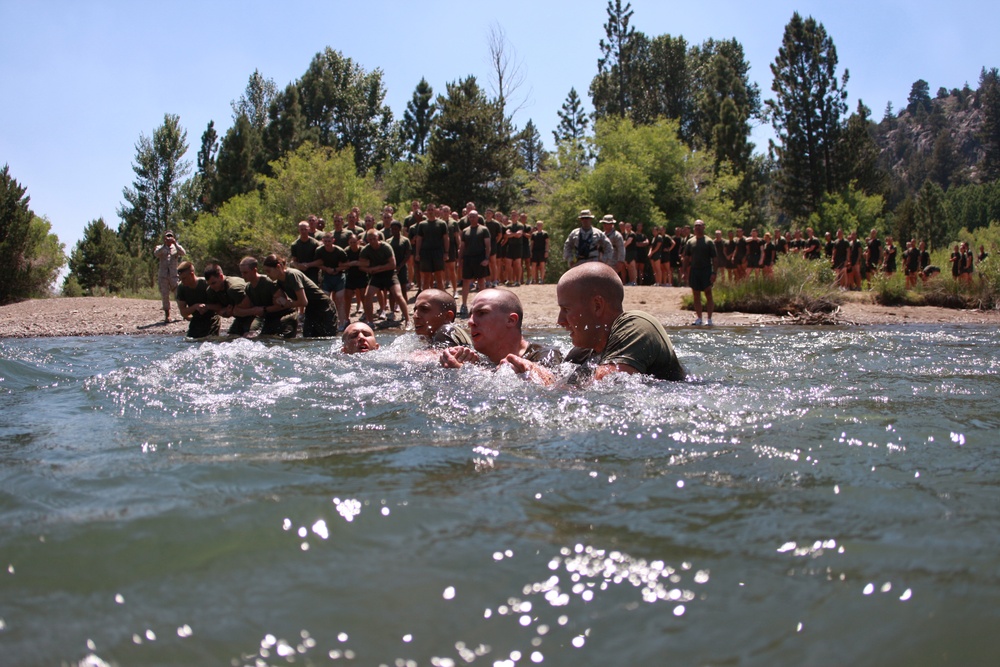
xmin=563 ymin=209 xmax=613 ymax=267
xmin=153 ymin=230 xmax=186 ymax=322
xmin=600 ymin=214 xmax=626 ymax=274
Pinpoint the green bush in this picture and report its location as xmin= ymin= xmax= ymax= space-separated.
xmin=869 ymin=271 xmax=911 ymax=306
xmin=689 ymin=254 xmax=843 ymax=314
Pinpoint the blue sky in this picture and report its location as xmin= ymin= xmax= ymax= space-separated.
xmin=1 ymin=0 xmax=996 ymax=254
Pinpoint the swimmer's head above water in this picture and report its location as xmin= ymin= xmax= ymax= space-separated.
xmin=341 ymin=322 xmax=379 ymax=354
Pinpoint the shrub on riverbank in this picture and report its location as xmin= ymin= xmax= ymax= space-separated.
xmin=870 ymin=255 xmax=1000 ymax=309
xmin=684 ymin=254 xmax=842 ymax=314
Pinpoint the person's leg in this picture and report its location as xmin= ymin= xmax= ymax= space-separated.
xmin=391 ymin=284 xmax=409 ymax=325
xmin=363 ymin=286 xmax=377 ymax=322
xmin=692 ymin=288 xmax=703 ymax=323
xmin=333 ymin=289 xmax=349 ymax=328
xmin=159 ymin=277 xmax=171 ymax=320
xmin=705 ymin=286 xmax=714 ymax=322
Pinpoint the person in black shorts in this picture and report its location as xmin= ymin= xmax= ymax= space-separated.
xmin=414 ymin=204 xmax=449 ymax=291
xmin=622 ymin=222 xmax=637 ymax=284
xmin=459 ymin=210 xmax=492 ymax=316
xmin=343 ymin=233 xmax=369 ymax=319
xmin=360 ymin=230 xmax=409 ymax=328
xmin=316 ymin=232 xmax=350 ymax=331
xmin=882 ymin=236 xmax=897 ymax=276
xmin=831 ymin=229 xmax=850 ymax=288
xmin=529 ymin=220 xmax=549 ymax=285
xmin=684 ymin=220 xmax=717 ymax=325
xmin=289 ymin=221 xmax=323 ymax=285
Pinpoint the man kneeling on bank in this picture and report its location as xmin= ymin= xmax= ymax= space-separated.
xmin=508 ymin=262 xmax=686 ymax=385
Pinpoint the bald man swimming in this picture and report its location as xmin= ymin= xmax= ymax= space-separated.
xmin=439 ymin=288 xmax=562 ymax=371
xmin=508 ymin=262 xmax=685 ymax=384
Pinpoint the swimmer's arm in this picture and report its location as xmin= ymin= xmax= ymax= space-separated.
xmin=593 ymin=362 xmax=640 ymax=381
xmin=502 ymin=355 xmax=556 ymax=386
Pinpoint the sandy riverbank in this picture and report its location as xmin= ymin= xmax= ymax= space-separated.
xmin=2 ymin=287 xmax=999 ymax=339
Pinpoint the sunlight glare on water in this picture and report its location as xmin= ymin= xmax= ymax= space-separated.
xmin=0 ymin=325 xmax=998 ymax=665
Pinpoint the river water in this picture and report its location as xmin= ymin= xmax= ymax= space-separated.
xmin=0 ymin=326 xmax=998 ymax=666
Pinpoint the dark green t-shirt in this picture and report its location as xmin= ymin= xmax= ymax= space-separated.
xmin=461 ymin=225 xmax=491 ymax=257
xmin=315 ymin=245 xmax=348 ymax=271
xmin=245 ymin=275 xmax=292 ymax=317
xmin=176 ymin=278 xmax=213 ymax=320
xmin=360 ymin=242 xmax=395 ymax=272
xmin=281 ymin=268 xmax=331 ymax=310
xmin=204 ymin=276 xmax=247 ymax=308
xmin=290 ymin=236 xmax=322 ymax=264
xmin=599 ymin=311 xmax=685 ymax=381
xmin=684 ymin=236 xmax=717 ymax=271
xmin=416 ymin=219 xmax=449 ymax=252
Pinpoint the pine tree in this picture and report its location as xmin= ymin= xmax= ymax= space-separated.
xmin=401 ymin=78 xmax=436 ymax=159
xmin=979 ymin=67 xmax=1000 ymax=181
xmin=907 ymin=80 xmax=932 ymax=114
xmin=297 ymin=47 xmax=394 ymax=175
xmin=117 ymin=114 xmax=190 ymax=251
xmin=214 ymin=114 xmax=263 ymax=204
xmin=691 ymin=38 xmax=760 ymax=171
xmin=840 ymin=101 xmax=888 ymax=197
xmin=263 ymin=83 xmax=312 ymax=164
xmin=68 ymin=218 xmax=128 ymax=294
xmin=517 ymin=119 xmax=546 ymax=173
xmin=232 ymin=69 xmax=277 ymax=131
xmin=423 ymin=76 xmax=517 ymax=209
xmin=195 ymin=120 xmax=219 ymax=213
xmin=915 ymin=180 xmax=949 ymax=249
xmin=766 ymin=13 xmax=849 ymax=221
xmin=0 ymin=164 xmax=35 ymax=304
xmin=555 ymin=87 xmax=587 ymax=141
xmin=590 ymin=0 xmax=639 ymax=119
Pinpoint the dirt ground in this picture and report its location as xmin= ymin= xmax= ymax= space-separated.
xmin=2 ymin=287 xmax=998 ymax=339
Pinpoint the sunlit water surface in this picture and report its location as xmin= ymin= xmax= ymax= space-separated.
xmin=1 ymin=326 xmax=998 ymax=666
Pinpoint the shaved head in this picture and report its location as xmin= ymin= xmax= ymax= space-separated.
xmin=417 ymin=288 xmax=457 ymax=315
xmin=557 ymin=262 xmax=624 ymax=312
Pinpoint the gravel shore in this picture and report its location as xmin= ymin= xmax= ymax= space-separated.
xmin=2 ymin=288 xmax=998 ymax=339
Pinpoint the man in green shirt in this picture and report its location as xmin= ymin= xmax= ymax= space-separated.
xmin=458 ymin=210 xmax=492 ymax=317
xmin=175 ymin=261 xmax=220 ymax=338
xmin=439 ymin=289 xmax=563 ymax=375
xmin=359 ymin=230 xmax=409 ymax=329
xmin=290 ymin=220 xmax=323 ymax=285
xmin=235 ymin=256 xmax=298 ymax=338
xmin=683 ymin=219 xmax=717 ymax=326
xmin=261 ymin=254 xmax=338 ymax=338
xmin=204 ymin=262 xmax=255 ymax=336
xmin=508 ymin=262 xmax=685 ymax=384
xmin=412 ymin=288 xmax=473 ymax=348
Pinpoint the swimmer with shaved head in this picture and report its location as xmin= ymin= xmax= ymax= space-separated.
xmin=439 ymin=288 xmax=561 ymax=373
xmin=508 ymin=262 xmax=685 ymax=384
xmin=341 ymin=321 xmax=380 ymax=354
xmin=412 ymin=288 xmax=473 ymax=348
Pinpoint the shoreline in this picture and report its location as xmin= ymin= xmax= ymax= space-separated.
xmin=2 ymin=288 xmax=999 ymax=339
